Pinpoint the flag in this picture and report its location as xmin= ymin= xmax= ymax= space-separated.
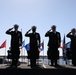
xmin=18 ymin=40 xmax=25 ymax=50
xmin=22 ymin=40 xmax=25 ymax=48
xmin=0 ymin=40 xmax=6 ymax=49
xmin=59 ymin=40 xmax=63 ymax=48
xmin=25 ymin=40 xmax=44 ymax=52
xmin=66 ymin=41 xmax=71 ymax=48
xmin=66 ymin=41 xmax=72 ymax=59
xmin=62 ymin=35 xmax=66 ymax=60
xmin=59 ymin=46 xmax=63 ymax=48
xmin=38 ymin=40 xmax=44 ymax=52
xmin=40 ymin=40 xmax=44 ymax=51
xmin=66 ymin=41 xmax=71 ymax=53
xmin=25 ymin=44 xmax=30 ymax=51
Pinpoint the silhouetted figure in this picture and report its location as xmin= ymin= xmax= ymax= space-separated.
xmin=25 ymin=26 xmax=41 ymax=67
xmin=6 ymin=24 xmax=22 ymax=67
xmin=45 ymin=25 xmax=61 ymax=66
xmin=66 ymin=28 xmax=76 ymax=66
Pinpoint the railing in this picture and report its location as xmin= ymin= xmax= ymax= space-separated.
xmin=0 ymin=55 xmax=63 ymax=59
xmin=0 ymin=56 xmax=72 ymax=66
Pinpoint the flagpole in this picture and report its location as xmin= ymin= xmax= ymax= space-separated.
xmin=65 ymin=44 xmax=67 ymax=64
xmin=63 ymin=34 xmax=67 ymax=65
xmin=65 ymin=35 xmax=67 ymax=65
xmin=5 ymin=40 xmax=6 ymax=64
xmin=43 ymin=40 xmax=44 ymax=64
xmin=42 ymin=40 xmax=45 ymax=68
xmin=24 ymin=40 xmax=25 ymax=63
xmin=43 ymin=48 xmax=44 ymax=63
xmin=23 ymin=47 xmax=25 ymax=63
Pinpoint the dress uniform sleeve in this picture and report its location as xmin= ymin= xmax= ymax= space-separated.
xmin=45 ymin=32 xmax=50 ymax=37
xmin=38 ymin=33 xmax=41 ymax=48
xmin=20 ymin=32 xmax=22 ymax=44
xmin=66 ymin=32 xmax=72 ymax=38
xmin=25 ymin=33 xmax=31 ymax=37
xmin=6 ymin=30 xmax=13 ymax=35
xmin=59 ymin=33 xmax=61 ymax=44
xmin=56 ymin=32 xmax=61 ymax=48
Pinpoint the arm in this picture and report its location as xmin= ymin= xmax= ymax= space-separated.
xmin=20 ymin=32 xmax=22 ymax=45
xmin=58 ymin=33 xmax=61 ymax=47
xmin=18 ymin=32 xmax=23 ymax=46
xmin=6 ymin=28 xmax=13 ymax=35
xmin=59 ymin=33 xmax=61 ymax=44
xmin=38 ymin=33 xmax=41 ymax=48
xmin=66 ymin=32 xmax=71 ymax=38
xmin=25 ymin=29 xmax=31 ymax=37
xmin=45 ymin=29 xmax=51 ymax=37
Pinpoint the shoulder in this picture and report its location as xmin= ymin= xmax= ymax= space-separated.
xmin=36 ymin=32 xmax=39 ymax=34
xmin=18 ymin=31 xmax=21 ymax=33
xmin=36 ymin=32 xmax=40 ymax=35
xmin=56 ymin=31 xmax=60 ymax=34
xmin=49 ymin=32 xmax=53 ymax=35
xmin=35 ymin=33 xmax=40 ymax=37
xmin=17 ymin=31 xmax=22 ymax=34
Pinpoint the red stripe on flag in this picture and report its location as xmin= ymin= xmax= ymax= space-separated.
xmin=59 ymin=46 xmax=63 ymax=48
xmin=0 ymin=40 xmax=6 ymax=49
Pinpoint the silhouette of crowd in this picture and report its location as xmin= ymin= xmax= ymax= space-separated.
xmin=5 ymin=24 xmax=76 ymax=68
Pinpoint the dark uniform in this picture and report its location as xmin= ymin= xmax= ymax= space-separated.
xmin=6 ymin=30 xmax=22 ymax=66
xmin=45 ymin=32 xmax=61 ymax=65
xmin=25 ymin=32 xmax=40 ymax=66
xmin=66 ymin=34 xmax=76 ymax=65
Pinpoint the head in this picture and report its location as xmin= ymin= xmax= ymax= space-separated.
xmin=31 ymin=26 xmax=37 ymax=33
xmin=51 ymin=25 xmax=56 ymax=32
xmin=71 ymin=28 xmax=76 ymax=35
xmin=14 ymin=24 xmax=19 ymax=31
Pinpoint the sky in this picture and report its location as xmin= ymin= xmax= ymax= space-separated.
xmin=0 ymin=0 xmax=76 ymax=56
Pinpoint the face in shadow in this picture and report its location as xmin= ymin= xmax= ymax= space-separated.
xmin=14 ymin=24 xmax=19 ymax=31
xmin=31 ymin=26 xmax=36 ymax=33
xmin=51 ymin=25 xmax=56 ymax=32
xmin=71 ymin=28 xmax=76 ymax=35
xmin=32 ymin=28 xmax=36 ymax=33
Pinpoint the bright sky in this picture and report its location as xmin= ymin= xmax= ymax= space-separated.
xmin=0 ymin=0 xmax=76 ymax=56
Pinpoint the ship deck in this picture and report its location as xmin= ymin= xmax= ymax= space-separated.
xmin=0 ymin=63 xmax=75 ymax=75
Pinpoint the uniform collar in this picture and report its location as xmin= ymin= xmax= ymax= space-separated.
xmin=33 ymin=32 xmax=36 ymax=34
xmin=15 ymin=30 xmax=18 ymax=33
xmin=53 ymin=31 xmax=56 ymax=34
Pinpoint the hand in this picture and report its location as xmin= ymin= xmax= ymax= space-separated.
xmin=69 ymin=32 xmax=71 ymax=34
xmin=9 ymin=27 xmax=13 ymax=30
xmin=19 ymin=41 xmax=22 ymax=46
xmin=28 ymin=29 xmax=31 ymax=32
xmin=47 ymin=29 xmax=51 ymax=33
xmin=8 ymin=28 xmax=13 ymax=31
xmin=27 ymin=29 xmax=31 ymax=33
